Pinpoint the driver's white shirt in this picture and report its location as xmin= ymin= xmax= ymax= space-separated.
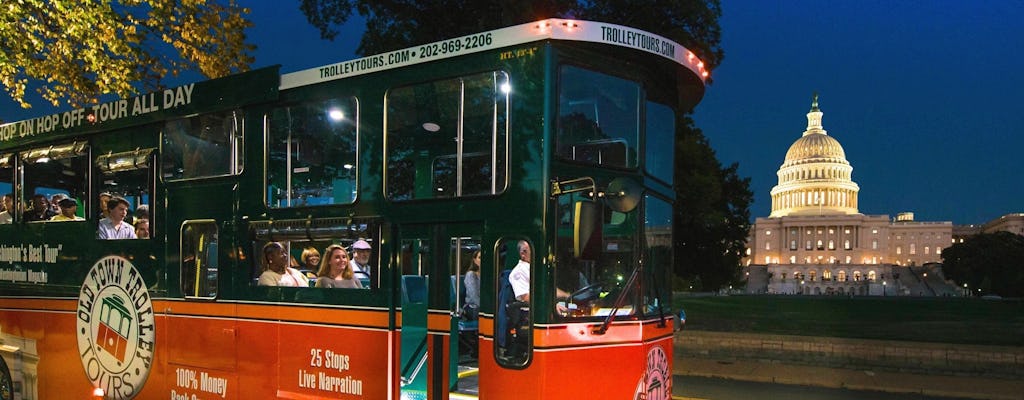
xmin=510 ymin=260 xmax=530 ymax=300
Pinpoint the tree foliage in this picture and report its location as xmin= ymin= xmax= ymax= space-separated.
xmin=0 ymin=0 xmax=254 ymax=109
xmin=299 ymin=0 xmax=748 ymax=290
xmin=674 ymin=118 xmax=752 ymax=290
xmin=942 ymin=232 xmax=1024 ymax=297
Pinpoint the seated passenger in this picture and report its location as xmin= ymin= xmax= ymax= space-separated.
xmin=465 ymin=250 xmax=481 ymax=308
xmin=97 ymin=196 xmax=136 ymax=239
xmin=0 ymin=193 xmax=14 ymax=224
xmin=258 ymin=242 xmax=309 ymax=287
xmin=50 ymin=198 xmax=85 ymax=221
xmin=49 ymin=193 xmax=67 ymax=214
xmin=315 ymin=244 xmax=363 ymax=289
xmin=97 ymin=192 xmax=112 ymax=220
xmin=300 ymin=247 xmax=321 ymax=278
xmin=135 ymin=204 xmax=150 ymax=220
xmin=134 ymin=218 xmax=150 ymax=239
xmin=23 ymin=194 xmax=56 ymax=222
xmin=349 ymin=239 xmax=373 ymax=280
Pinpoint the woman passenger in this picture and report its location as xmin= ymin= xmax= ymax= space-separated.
xmin=258 ymin=242 xmax=310 ymax=287
xmin=464 ymin=250 xmax=481 ymax=308
xmin=315 ymin=244 xmax=363 ymax=289
xmin=300 ymin=247 xmax=321 ymax=278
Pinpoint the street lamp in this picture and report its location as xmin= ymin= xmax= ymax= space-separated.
xmin=883 ymin=281 xmax=887 ymax=297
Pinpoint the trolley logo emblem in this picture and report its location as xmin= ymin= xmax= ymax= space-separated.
xmin=77 ymin=256 xmax=155 ymax=399
xmin=635 ymin=345 xmax=670 ymax=400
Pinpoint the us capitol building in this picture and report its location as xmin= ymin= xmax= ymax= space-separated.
xmin=743 ymin=95 xmax=1022 ymax=296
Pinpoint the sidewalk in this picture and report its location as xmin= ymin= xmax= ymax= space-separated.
xmin=674 ymin=357 xmax=1024 ymax=400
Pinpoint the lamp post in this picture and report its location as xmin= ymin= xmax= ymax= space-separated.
xmin=882 ymin=280 xmax=887 ymax=297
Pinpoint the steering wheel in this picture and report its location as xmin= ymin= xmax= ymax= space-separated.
xmin=570 ymin=282 xmax=603 ymax=303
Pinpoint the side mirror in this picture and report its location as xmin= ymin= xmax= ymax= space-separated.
xmin=574 ymin=200 xmax=602 ymax=260
xmin=605 ymin=177 xmax=642 ymax=213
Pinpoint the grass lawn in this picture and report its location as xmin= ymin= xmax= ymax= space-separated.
xmin=673 ymin=295 xmax=1024 ymax=347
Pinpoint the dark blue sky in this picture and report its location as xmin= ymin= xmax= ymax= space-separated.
xmin=694 ymin=1 xmax=1024 ymax=225
xmin=3 ymin=2 xmax=1021 ymax=225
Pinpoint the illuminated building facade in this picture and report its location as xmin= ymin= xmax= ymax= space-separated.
xmin=745 ymin=95 xmax=954 ymax=295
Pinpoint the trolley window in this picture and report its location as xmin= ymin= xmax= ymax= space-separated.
xmin=557 ymin=66 xmax=640 ymax=168
xmin=645 ymin=102 xmax=675 ymax=184
xmin=97 ymin=148 xmax=155 ymax=238
xmin=266 ymin=97 xmax=358 ymax=207
xmin=0 ymin=154 xmax=13 ymax=224
xmin=20 ymin=141 xmax=89 ymax=222
xmin=161 ymin=110 xmax=243 ymax=181
xmin=181 ymin=220 xmax=219 ymax=298
xmin=495 ymin=238 xmax=532 ymax=368
xmin=386 ymin=71 xmax=509 ymax=200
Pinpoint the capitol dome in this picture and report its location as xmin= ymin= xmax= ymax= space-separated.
xmin=784 ymin=131 xmax=847 ymax=162
xmin=769 ymin=95 xmax=860 ymax=217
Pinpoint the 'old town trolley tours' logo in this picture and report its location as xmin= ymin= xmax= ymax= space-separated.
xmin=635 ymin=345 xmax=670 ymax=400
xmin=77 ymin=256 xmax=155 ymax=399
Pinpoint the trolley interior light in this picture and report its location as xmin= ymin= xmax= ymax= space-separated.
xmin=328 ymin=108 xmax=345 ymax=121
xmin=422 ymin=122 xmax=441 ymax=132
xmin=499 ymin=82 xmax=512 ymax=94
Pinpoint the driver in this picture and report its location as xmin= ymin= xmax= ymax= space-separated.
xmin=509 ymin=240 xmax=570 ymax=313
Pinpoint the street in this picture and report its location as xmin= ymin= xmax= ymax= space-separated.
xmin=673 ymin=375 xmax=974 ymax=400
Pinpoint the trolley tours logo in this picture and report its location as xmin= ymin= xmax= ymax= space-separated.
xmin=76 ymin=256 xmax=155 ymax=399
xmin=635 ymin=345 xmax=671 ymax=400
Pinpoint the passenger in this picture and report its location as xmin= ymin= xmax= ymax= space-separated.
xmin=257 ymin=242 xmax=309 ymax=287
xmin=134 ymin=204 xmax=150 ymax=221
xmin=98 ymin=192 xmax=112 ymax=219
xmin=314 ymin=244 xmax=363 ymax=289
xmin=23 ymin=194 xmax=56 ymax=222
xmin=300 ymin=247 xmax=321 ymax=278
xmin=0 ymin=193 xmax=14 ymax=224
xmin=50 ymin=198 xmax=85 ymax=221
xmin=97 ymin=196 xmax=136 ymax=239
xmin=49 ymin=193 xmax=67 ymax=214
xmin=134 ymin=218 xmax=150 ymax=239
xmin=349 ymin=239 xmax=373 ymax=280
xmin=464 ymin=250 xmax=481 ymax=308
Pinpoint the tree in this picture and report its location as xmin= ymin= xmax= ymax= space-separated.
xmin=942 ymin=231 xmax=1024 ymax=297
xmin=300 ymin=0 xmax=750 ymax=290
xmin=674 ymin=118 xmax=752 ymax=291
xmin=1 ymin=1 xmax=254 ymax=109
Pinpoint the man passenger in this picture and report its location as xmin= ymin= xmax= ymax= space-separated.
xmin=350 ymin=239 xmax=373 ymax=280
xmin=51 ymin=198 xmax=85 ymax=221
xmin=23 ymin=194 xmax=56 ymax=222
xmin=97 ymin=196 xmax=136 ymax=239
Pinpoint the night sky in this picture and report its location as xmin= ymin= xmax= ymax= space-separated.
xmin=694 ymin=1 xmax=1024 ymax=225
xmin=3 ymin=2 xmax=1021 ymax=225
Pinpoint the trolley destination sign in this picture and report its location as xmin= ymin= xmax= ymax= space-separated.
xmin=0 ymin=67 xmax=279 ymax=146
xmin=281 ymin=18 xmax=708 ymax=89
